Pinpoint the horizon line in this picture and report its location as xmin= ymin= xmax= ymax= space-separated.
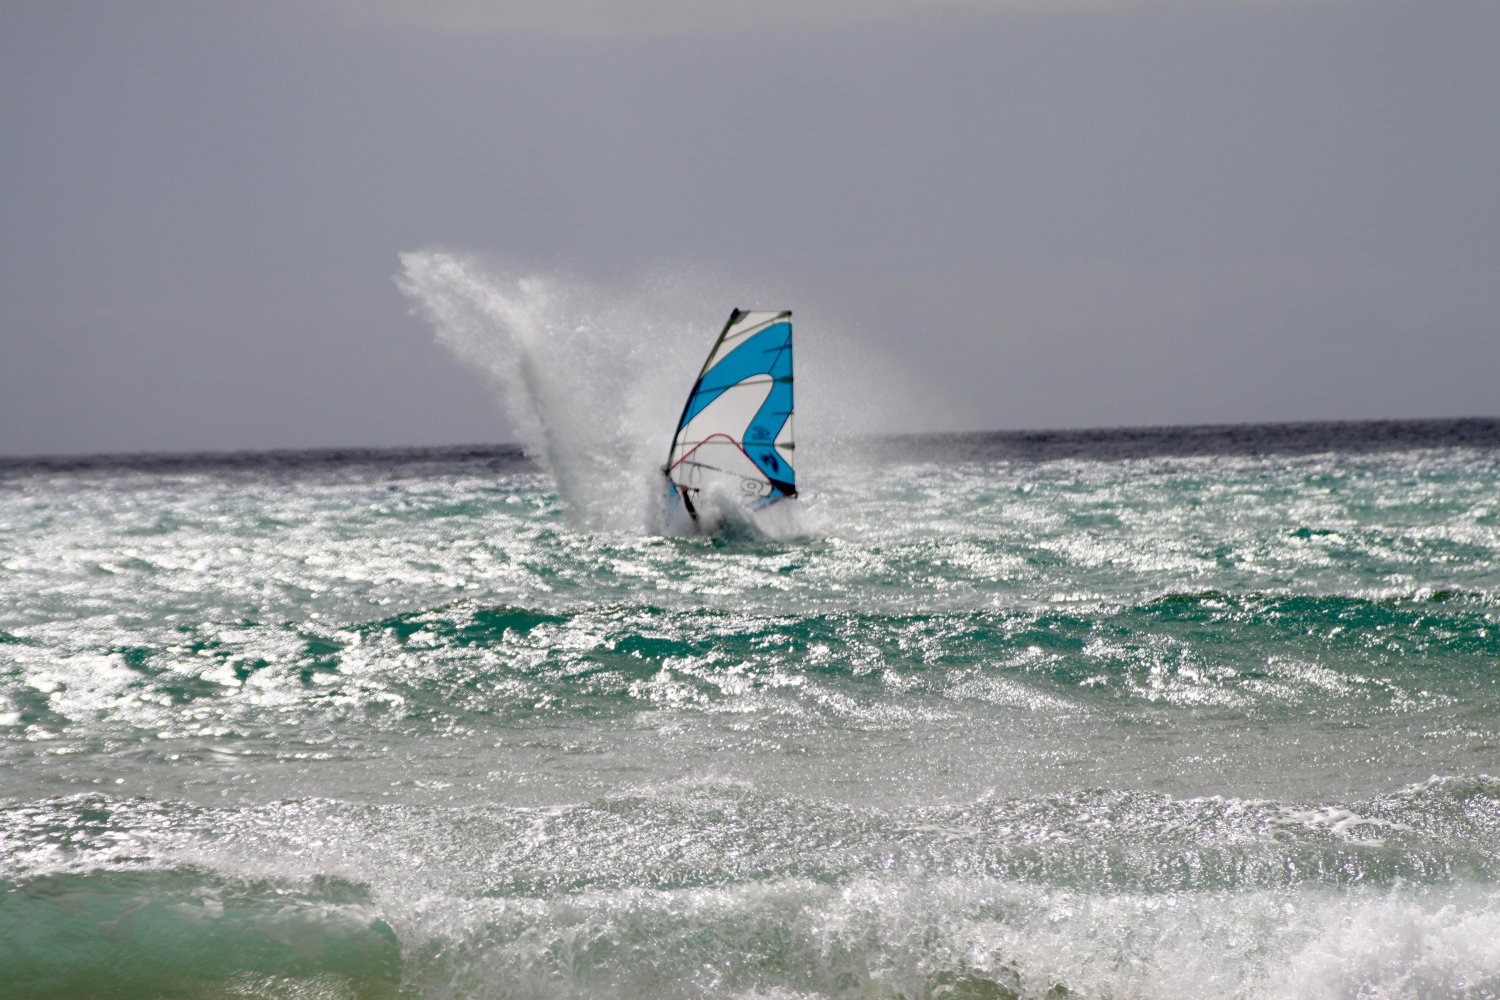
xmin=3 ymin=414 xmax=1497 ymax=473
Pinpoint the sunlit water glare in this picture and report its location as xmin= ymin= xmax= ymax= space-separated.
xmin=4 ymin=424 xmax=1499 ymax=999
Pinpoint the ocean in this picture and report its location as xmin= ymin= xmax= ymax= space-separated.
xmin=3 ymin=415 xmax=1499 ymax=1000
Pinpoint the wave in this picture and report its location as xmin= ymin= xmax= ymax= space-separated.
xmin=8 ymin=874 xmax=1495 ymax=1000
xmin=4 ymin=780 xmax=1500 ymax=999
xmin=0 ymin=867 xmax=399 ymax=1000
xmin=390 ymin=877 xmax=1500 ymax=1000
xmin=5 ymin=590 xmax=1498 ymax=737
xmin=9 ymin=777 xmax=1498 ymax=895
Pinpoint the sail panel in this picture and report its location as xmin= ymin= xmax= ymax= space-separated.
xmin=667 ymin=309 xmax=795 ymax=509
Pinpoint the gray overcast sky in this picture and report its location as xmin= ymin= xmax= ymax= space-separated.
xmin=2 ymin=0 xmax=1496 ymax=456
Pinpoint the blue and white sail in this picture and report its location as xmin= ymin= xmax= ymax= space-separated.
xmin=665 ymin=309 xmax=795 ymax=518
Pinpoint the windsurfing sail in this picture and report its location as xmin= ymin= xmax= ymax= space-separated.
xmin=665 ymin=309 xmax=795 ymax=519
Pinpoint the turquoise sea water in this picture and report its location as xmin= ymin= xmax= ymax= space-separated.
xmin=2 ymin=419 xmax=1499 ymax=1000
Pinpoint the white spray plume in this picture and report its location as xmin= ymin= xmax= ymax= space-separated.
xmin=397 ymin=250 xmax=890 ymax=537
xmin=396 ymin=251 xmax=689 ymax=530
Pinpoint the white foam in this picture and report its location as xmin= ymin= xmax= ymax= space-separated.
xmin=1267 ymin=889 xmax=1500 ymax=1000
xmin=1274 ymin=805 xmax=1414 ymax=847
xmin=364 ymin=875 xmax=1500 ymax=1000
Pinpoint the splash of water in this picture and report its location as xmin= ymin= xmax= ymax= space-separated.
xmin=396 ymin=251 xmax=722 ymax=531
xmin=396 ymin=251 xmax=879 ymax=538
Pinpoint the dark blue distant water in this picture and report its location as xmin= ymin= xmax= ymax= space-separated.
xmin=3 ymin=418 xmax=1499 ymax=999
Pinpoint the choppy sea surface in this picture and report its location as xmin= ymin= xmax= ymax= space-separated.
xmin=3 ymin=416 xmax=1499 ymax=1000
